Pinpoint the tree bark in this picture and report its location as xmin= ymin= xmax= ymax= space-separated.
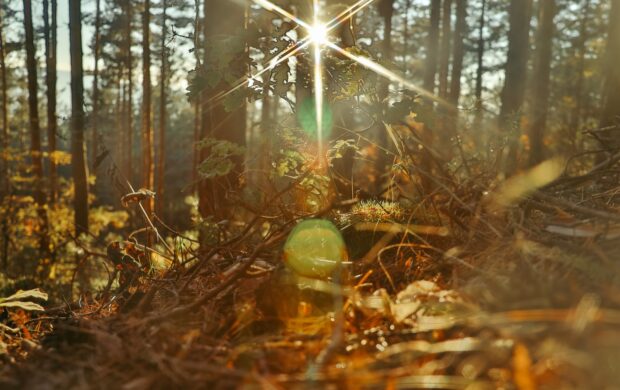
xmin=142 ymin=0 xmax=153 ymax=215
xmin=92 ymin=0 xmax=101 ymax=169
xmin=375 ymin=0 xmax=395 ymax=194
xmin=199 ymin=0 xmax=247 ymax=220
xmin=438 ymin=0 xmax=452 ymax=99
xmin=0 ymin=7 xmax=9 ymax=271
xmin=0 ymin=7 xmax=8 ymax=195
xmin=156 ymin=0 xmax=167 ymax=217
xmin=44 ymin=0 xmax=58 ymax=204
xmin=449 ymin=0 xmax=466 ymax=105
xmin=23 ymin=0 xmax=51 ymax=264
xmin=423 ymin=0 xmax=441 ymax=93
xmin=527 ymin=0 xmax=556 ymax=166
xmin=125 ymin=3 xmax=134 ymax=182
xmin=599 ymin=0 xmax=620 ymax=156
xmin=498 ymin=0 xmax=533 ymax=172
xmin=570 ymin=0 xmax=591 ymax=138
xmin=473 ymin=0 xmax=486 ymax=131
xmin=69 ymin=0 xmax=89 ymax=234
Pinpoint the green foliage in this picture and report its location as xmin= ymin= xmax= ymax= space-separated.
xmin=197 ymin=138 xmax=246 ymax=179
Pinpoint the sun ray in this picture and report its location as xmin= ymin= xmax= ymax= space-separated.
xmin=324 ymin=41 xmax=454 ymax=109
xmin=206 ymin=37 xmax=312 ymax=106
xmin=312 ymin=0 xmax=324 ymax=166
xmin=253 ymin=0 xmax=312 ymax=30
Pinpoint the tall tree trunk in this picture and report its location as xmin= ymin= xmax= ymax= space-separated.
xmin=473 ymin=0 xmax=486 ymax=132
xmin=599 ymin=0 xmax=620 ymax=157
xmin=498 ymin=0 xmax=533 ymax=173
xmin=0 ymin=7 xmax=9 ymax=271
xmin=0 ymin=7 xmax=8 ymax=193
xmin=527 ymin=0 xmax=556 ymax=166
xmin=571 ymin=0 xmax=591 ymax=138
xmin=449 ymin=0 xmax=466 ymax=105
xmin=199 ymin=0 xmax=247 ymax=220
xmin=23 ymin=0 xmax=51 ymax=266
xmin=141 ymin=0 xmax=154 ymax=213
xmin=423 ymin=0 xmax=441 ymax=93
xmin=419 ymin=0 xmax=442 ymax=192
xmin=125 ymin=3 xmax=134 ymax=182
xmin=192 ymin=0 xmax=201 ymax=184
xmin=438 ymin=0 xmax=452 ymax=99
xmin=69 ymin=0 xmax=89 ymax=234
xmin=375 ymin=0 xmax=395 ymax=194
xmin=92 ymin=0 xmax=101 ymax=169
xmin=156 ymin=0 xmax=167 ymax=217
xmin=44 ymin=0 xmax=58 ymax=204
xmin=401 ymin=0 xmax=411 ymax=74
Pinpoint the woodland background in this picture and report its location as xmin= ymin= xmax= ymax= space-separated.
xmin=0 ymin=0 xmax=620 ymax=387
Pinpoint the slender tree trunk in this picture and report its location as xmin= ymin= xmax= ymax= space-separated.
xmin=599 ymin=0 xmax=620 ymax=157
xmin=473 ymin=0 xmax=486 ymax=131
xmin=423 ymin=0 xmax=441 ymax=93
xmin=527 ymin=0 xmax=556 ymax=166
xmin=449 ymin=0 xmax=466 ymax=105
xmin=0 ymin=8 xmax=9 ymax=271
xmin=438 ymin=0 xmax=452 ymax=99
xmin=43 ymin=0 xmax=58 ymax=204
xmin=0 ymin=8 xmax=8 ymax=192
xmin=69 ymin=0 xmax=89 ymax=234
xmin=23 ymin=0 xmax=51 ymax=266
xmin=156 ymin=0 xmax=167 ymax=217
xmin=199 ymin=0 xmax=247 ymax=220
xmin=419 ymin=0 xmax=442 ymax=192
xmin=92 ymin=0 xmax=101 ymax=168
xmin=141 ymin=0 xmax=154 ymax=213
xmin=375 ymin=0 xmax=394 ymax=194
xmin=499 ymin=0 xmax=533 ymax=173
xmin=570 ymin=0 xmax=591 ymax=136
xmin=402 ymin=0 xmax=411 ymax=74
xmin=125 ymin=3 xmax=134 ymax=182
xmin=192 ymin=0 xmax=201 ymax=184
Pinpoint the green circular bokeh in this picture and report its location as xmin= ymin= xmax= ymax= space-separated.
xmin=283 ymin=219 xmax=347 ymax=279
xmin=297 ymin=97 xmax=333 ymax=140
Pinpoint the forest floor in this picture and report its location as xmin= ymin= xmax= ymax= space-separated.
xmin=1 ymin=166 xmax=620 ymax=389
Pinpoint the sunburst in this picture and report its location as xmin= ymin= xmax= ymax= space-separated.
xmin=210 ymin=0 xmax=451 ymax=162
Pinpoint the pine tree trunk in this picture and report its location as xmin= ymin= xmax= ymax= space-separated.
xmin=44 ymin=0 xmax=58 ymax=204
xmin=375 ymin=0 xmax=394 ymax=194
xmin=69 ymin=0 xmax=89 ymax=234
xmin=156 ymin=0 xmax=167 ymax=218
xmin=599 ymin=0 xmax=620 ymax=157
xmin=92 ymin=0 xmax=101 ymax=169
xmin=438 ymin=0 xmax=452 ymax=99
xmin=23 ymin=0 xmax=51 ymax=265
xmin=125 ymin=3 xmax=134 ymax=182
xmin=199 ymin=0 xmax=247 ymax=220
xmin=0 ymin=8 xmax=8 ymax=194
xmin=499 ymin=0 xmax=533 ymax=173
xmin=527 ymin=0 xmax=556 ymax=166
xmin=473 ymin=0 xmax=486 ymax=132
xmin=423 ymin=0 xmax=441 ymax=93
xmin=570 ymin=0 xmax=591 ymax=140
xmin=142 ymin=0 xmax=153 ymax=215
xmin=449 ymin=0 xmax=466 ymax=105
xmin=0 ymin=8 xmax=9 ymax=271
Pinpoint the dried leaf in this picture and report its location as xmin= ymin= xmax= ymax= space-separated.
xmin=0 ymin=301 xmax=45 ymax=311
xmin=121 ymin=189 xmax=156 ymax=207
xmin=0 ymin=288 xmax=48 ymax=303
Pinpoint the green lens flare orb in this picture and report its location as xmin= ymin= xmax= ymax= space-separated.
xmin=297 ymin=97 xmax=333 ymax=140
xmin=283 ymin=219 xmax=347 ymax=279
